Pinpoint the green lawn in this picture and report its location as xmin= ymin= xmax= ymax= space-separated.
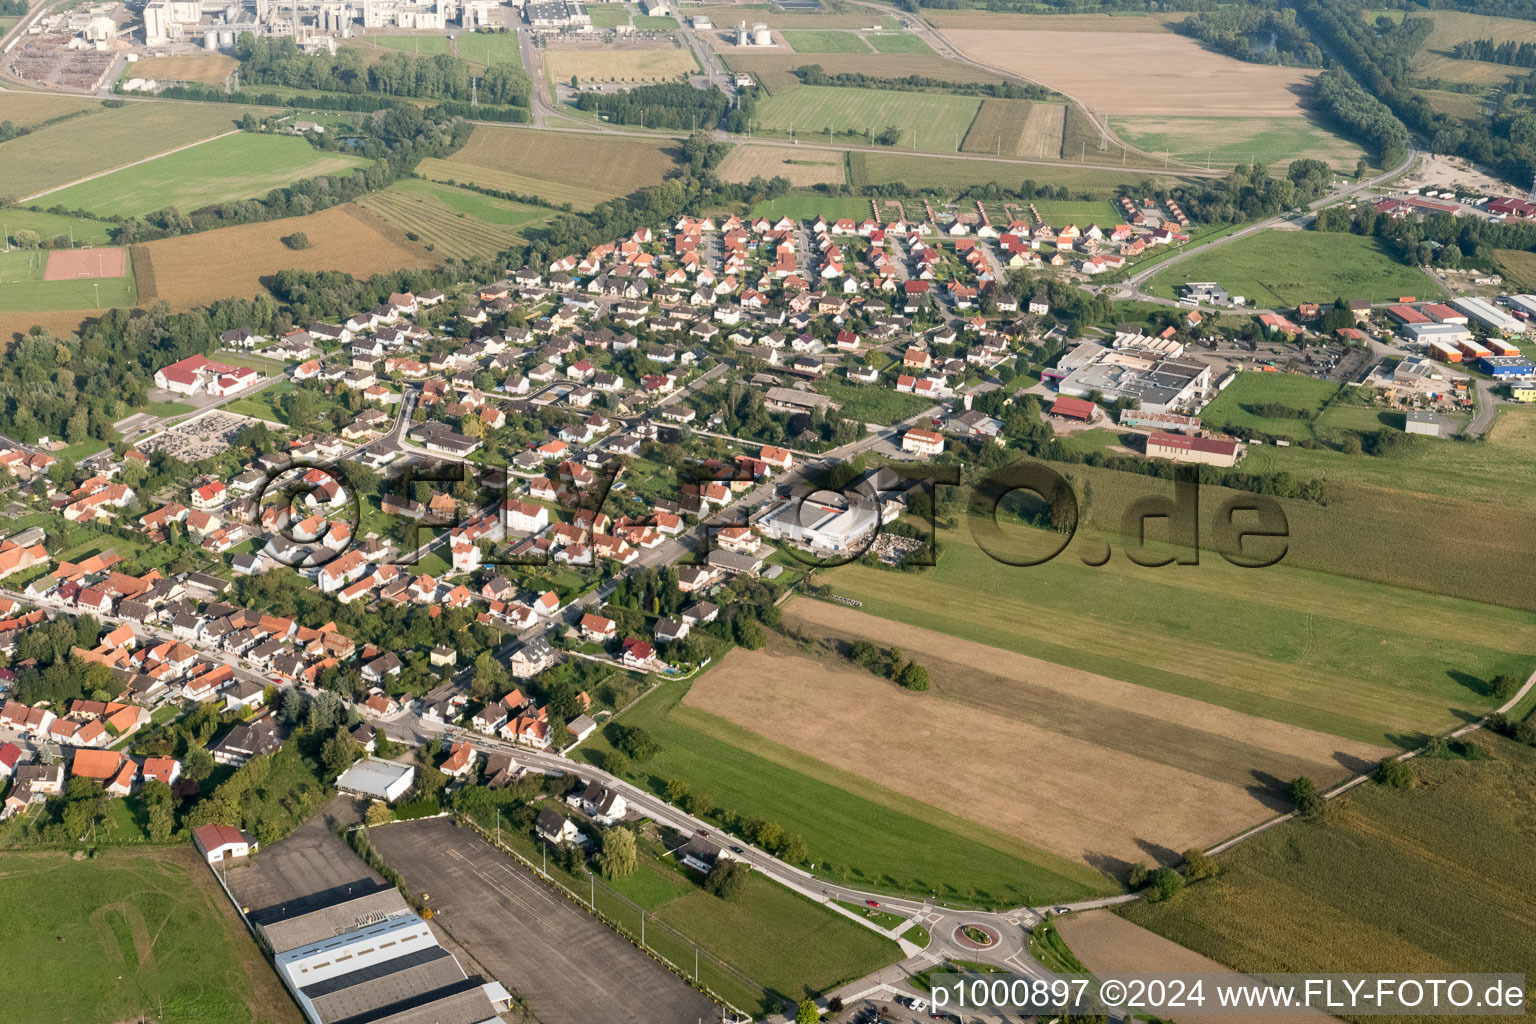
xmin=1120 ymin=736 xmax=1536 ymax=998
xmin=575 ymin=676 xmax=1111 ymax=906
xmin=1200 ymin=371 xmax=1343 ymax=440
xmin=1025 ymin=199 xmax=1123 ymax=225
xmin=815 ymin=376 xmax=935 ymax=424
xmin=454 ymin=29 xmax=522 ymax=64
xmin=752 ymin=85 xmax=983 ymax=153
xmin=142 ymin=400 xmax=196 ymax=419
xmin=652 ymin=872 xmax=900 ymax=1010
xmin=0 ymin=848 xmax=301 ymax=1024
xmin=868 ymin=33 xmax=932 ymax=53
xmin=834 ymin=898 xmax=907 ymax=930
xmin=586 ymin=5 xmax=630 ymax=28
xmin=822 ymin=522 xmax=1535 ymax=748
xmin=0 ymin=247 xmax=137 ymax=314
xmin=368 ymin=33 xmax=451 ymax=55
xmin=782 ymin=29 xmax=873 ymax=52
xmin=633 ymin=14 xmax=678 ymax=29
xmin=44 ymin=133 xmax=369 ymax=219
xmin=1147 ymin=230 xmax=1442 ymax=307
xmin=1108 ymin=115 xmax=1368 ymax=172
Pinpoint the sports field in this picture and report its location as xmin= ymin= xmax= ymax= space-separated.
xmin=717 ymin=144 xmax=846 ymax=186
xmin=454 ymin=29 xmax=522 ymax=65
xmin=821 ymin=522 xmax=1533 ymax=747
xmin=752 ymin=85 xmax=983 ymax=153
xmin=422 ymin=125 xmax=679 ymax=209
xmin=0 ymin=102 xmax=252 ymax=202
xmin=543 ymin=44 xmax=698 ymax=83
xmin=1118 ymin=736 xmax=1536 ymax=1015
xmin=686 ymin=602 xmax=1388 ymax=869
xmin=0 ymin=247 xmax=137 ymax=313
xmin=940 ymin=28 xmax=1317 ymax=117
xmin=0 ymin=847 xmax=302 ymax=1024
xmin=357 ymin=177 xmax=550 ymax=260
xmin=1109 ymin=115 xmax=1368 ymax=171
xmin=43 ymin=133 xmax=369 ymax=219
xmin=134 ymin=204 xmax=431 ymax=308
xmin=782 ymin=29 xmax=872 ymax=52
xmin=1147 ymin=230 xmax=1441 ymax=306
xmin=576 ymin=671 xmax=1111 ymax=905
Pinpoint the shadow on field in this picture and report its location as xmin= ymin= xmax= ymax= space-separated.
xmin=1246 ymin=769 xmax=1294 ymax=812
xmin=1332 ymin=750 xmax=1378 ymax=775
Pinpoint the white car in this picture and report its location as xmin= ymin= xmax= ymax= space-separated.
xmin=907 ymin=999 xmax=927 ymax=1013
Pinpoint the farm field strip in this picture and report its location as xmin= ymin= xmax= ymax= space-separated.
xmin=543 ymin=45 xmax=699 ymax=83
xmin=781 ymin=29 xmax=873 ymax=52
xmin=821 ymin=523 xmax=1533 ymax=746
xmin=357 ymin=179 xmax=549 ymax=260
xmin=428 ymin=125 xmax=679 ymax=209
xmin=717 ymin=144 xmax=846 ymax=186
xmin=132 ymin=53 xmax=238 ymax=85
xmin=1108 ymin=115 xmax=1368 ymax=171
xmin=848 ymin=150 xmax=1188 ymax=192
xmin=0 ymin=102 xmax=256 ymax=201
xmin=685 ymin=605 xmax=1387 ymax=867
xmin=960 ymin=98 xmax=1034 ymax=156
xmin=0 ymin=90 xmax=102 ymax=127
xmin=42 ymin=133 xmax=369 ymax=219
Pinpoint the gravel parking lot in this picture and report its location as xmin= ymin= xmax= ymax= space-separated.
xmin=367 ymin=816 xmax=719 ymax=1024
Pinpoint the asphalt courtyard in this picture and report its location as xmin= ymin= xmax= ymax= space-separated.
xmin=367 ymin=817 xmax=720 ymax=1024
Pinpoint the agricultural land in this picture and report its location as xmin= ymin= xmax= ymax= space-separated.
xmin=543 ymin=44 xmax=698 ymax=84
xmin=419 ymin=125 xmax=680 ymax=209
xmin=356 ymin=177 xmax=552 ymax=260
xmin=42 ymin=133 xmax=370 ymax=219
xmin=132 ymin=52 xmax=239 ymax=86
xmin=717 ymin=144 xmax=846 ymax=186
xmin=133 ymin=205 xmax=431 ymax=308
xmin=1116 ymin=735 xmax=1536 ymax=1020
xmin=749 ymin=85 xmax=983 ymax=154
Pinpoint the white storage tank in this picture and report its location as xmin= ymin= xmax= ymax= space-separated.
xmin=204 ymin=28 xmax=220 ymax=49
xmin=220 ymin=28 xmax=235 ymax=47
xmin=753 ymin=23 xmax=771 ymax=45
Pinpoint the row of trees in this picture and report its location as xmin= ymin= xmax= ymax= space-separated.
xmin=1311 ymin=68 xmax=1410 ymax=168
xmin=574 ymin=82 xmax=737 ymax=133
xmin=790 ymin=64 xmax=1056 ymax=101
xmin=1451 ymin=37 xmax=1536 ymax=67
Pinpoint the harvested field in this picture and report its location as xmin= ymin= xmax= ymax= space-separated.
xmin=0 ymin=90 xmax=101 ymax=127
xmin=1410 ymin=11 xmax=1536 ymax=89
xmin=543 ymin=44 xmax=698 ymax=83
xmin=0 ymin=102 xmax=252 ymax=202
xmin=43 ymin=132 xmax=369 ymax=219
xmin=1019 ymin=101 xmax=1068 ymax=158
xmin=685 ymin=600 xmax=1388 ymax=869
xmin=1058 ymin=912 xmax=1342 ymax=1024
xmin=717 ymin=144 xmax=846 ymax=186
xmin=133 ymin=52 xmax=238 ymax=85
xmin=0 ymin=308 xmax=99 ymax=344
xmin=356 ymin=177 xmax=549 ymax=260
xmin=134 ymin=204 xmax=432 ymax=308
xmin=939 ymin=28 xmax=1317 ymax=116
xmin=423 ymin=125 xmax=679 ymax=209
xmin=43 ymin=246 xmax=125 ymax=280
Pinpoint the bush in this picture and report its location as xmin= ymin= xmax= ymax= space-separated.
xmin=283 ymin=231 xmax=311 ymax=250
xmin=704 ymin=858 xmax=751 ymax=900
xmin=1376 ymin=758 xmax=1413 ymax=789
xmin=1147 ymin=866 xmax=1185 ymax=902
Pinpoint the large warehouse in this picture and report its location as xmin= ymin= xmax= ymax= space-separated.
xmin=1145 ymin=432 xmax=1242 ymax=468
xmin=1049 ymin=344 xmax=1212 ymax=415
xmin=249 ymin=879 xmax=508 ymax=1024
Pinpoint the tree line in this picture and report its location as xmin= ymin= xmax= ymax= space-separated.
xmin=1311 ymin=69 xmax=1410 ymax=168
xmin=1173 ymin=7 xmax=1323 ymax=67
xmin=790 ymin=64 xmax=1056 ymax=101
xmin=1451 ymin=38 xmax=1536 ymax=67
xmin=574 ymin=82 xmax=740 ymax=132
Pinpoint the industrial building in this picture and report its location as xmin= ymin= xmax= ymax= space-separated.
xmin=1401 ymin=321 xmax=1471 ymax=346
xmin=1404 ymin=410 xmax=1441 ymax=436
xmin=1481 ymin=354 xmax=1535 ymax=378
xmin=1450 ymin=296 xmax=1525 ymax=336
xmin=141 ymin=0 xmax=501 ymax=49
xmin=524 ymin=0 xmax=589 ymax=28
xmin=752 ymin=491 xmax=879 ymax=554
xmin=1145 ymin=432 xmax=1242 ymax=468
xmin=248 ymin=879 xmax=508 ymax=1024
xmin=734 ymin=20 xmax=773 ymax=45
xmin=1047 ymin=343 xmax=1212 ymax=415
xmin=334 ymin=757 xmax=415 ymax=801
